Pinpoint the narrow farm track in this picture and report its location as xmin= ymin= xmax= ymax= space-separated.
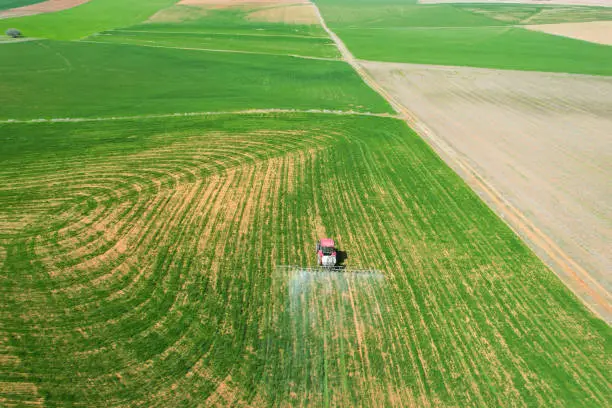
xmin=79 ymin=40 xmax=340 ymax=61
xmin=109 ymin=30 xmax=330 ymax=40
xmin=0 ymin=108 xmax=396 ymax=124
xmin=309 ymin=0 xmax=612 ymax=323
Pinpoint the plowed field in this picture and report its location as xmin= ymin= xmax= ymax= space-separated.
xmin=362 ymin=61 xmax=612 ymax=322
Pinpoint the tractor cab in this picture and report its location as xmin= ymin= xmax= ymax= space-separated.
xmin=316 ymin=238 xmax=337 ymax=267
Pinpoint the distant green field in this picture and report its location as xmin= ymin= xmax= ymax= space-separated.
xmin=336 ymin=25 xmax=612 ymax=75
xmin=89 ymin=29 xmax=338 ymax=59
xmin=0 ymin=0 xmax=177 ymax=40
xmin=85 ymin=6 xmax=338 ymax=59
xmin=458 ymin=4 xmax=612 ymax=25
xmin=0 ymin=40 xmax=389 ymax=120
xmin=1 ymin=113 xmax=610 ymax=406
xmin=138 ymin=5 xmax=328 ymax=37
xmin=317 ymin=3 xmax=503 ymax=28
xmin=0 ymin=0 xmax=45 ymax=11
xmin=317 ymin=1 xmax=612 ymax=75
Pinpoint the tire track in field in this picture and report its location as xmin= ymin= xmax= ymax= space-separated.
xmin=79 ymin=39 xmax=340 ymax=62
xmin=0 ymin=108 xmax=396 ymax=124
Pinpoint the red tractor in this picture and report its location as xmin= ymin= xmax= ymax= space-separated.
xmin=316 ymin=238 xmax=337 ymax=267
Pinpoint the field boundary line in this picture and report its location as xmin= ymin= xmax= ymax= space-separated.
xmin=78 ymin=40 xmax=340 ymax=61
xmin=103 ymin=29 xmax=330 ymax=39
xmin=0 ymin=37 xmax=39 ymax=44
xmin=310 ymin=0 xmax=612 ymax=323
xmin=343 ymin=25 xmax=514 ymax=30
xmin=0 ymin=109 xmax=398 ymax=124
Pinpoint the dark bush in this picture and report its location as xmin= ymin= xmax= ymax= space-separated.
xmin=6 ymin=28 xmax=22 ymax=38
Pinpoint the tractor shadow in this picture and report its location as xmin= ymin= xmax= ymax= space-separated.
xmin=336 ymin=250 xmax=348 ymax=266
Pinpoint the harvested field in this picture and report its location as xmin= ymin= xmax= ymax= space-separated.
xmin=0 ymin=0 xmax=90 ymax=19
xmin=362 ymin=60 xmax=612 ymax=322
xmin=525 ymin=20 xmax=612 ymax=45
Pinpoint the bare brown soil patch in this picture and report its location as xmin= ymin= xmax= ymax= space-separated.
xmin=362 ymin=60 xmax=612 ymax=322
xmin=418 ymin=0 xmax=612 ymax=6
xmin=247 ymin=3 xmax=319 ymax=24
xmin=525 ymin=20 xmax=612 ymax=45
xmin=148 ymin=5 xmax=210 ymax=23
xmin=0 ymin=0 xmax=90 ymax=19
xmin=0 ymin=354 xmax=20 ymax=366
xmin=0 ymin=381 xmax=43 ymax=406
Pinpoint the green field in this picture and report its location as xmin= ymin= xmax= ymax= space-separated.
xmin=0 ymin=40 xmax=387 ymax=120
xmin=317 ymin=1 xmax=612 ymax=75
xmin=1 ymin=114 xmax=610 ymax=406
xmin=133 ymin=4 xmax=327 ymax=37
xmin=89 ymin=30 xmax=337 ymax=59
xmin=0 ymin=0 xmax=45 ymax=11
xmin=0 ymin=0 xmax=177 ymax=40
xmin=86 ymin=5 xmax=338 ymax=59
xmin=462 ymin=4 xmax=612 ymax=24
xmin=1 ymin=0 xmax=611 ymax=406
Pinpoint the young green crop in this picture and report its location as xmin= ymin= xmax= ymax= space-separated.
xmin=0 ymin=40 xmax=390 ymax=120
xmin=0 ymin=0 xmax=45 ymax=12
xmin=459 ymin=4 xmax=612 ymax=25
xmin=133 ymin=5 xmax=329 ymax=38
xmin=316 ymin=0 xmax=612 ymax=76
xmin=1 ymin=0 xmax=610 ymax=405
xmin=334 ymin=25 xmax=612 ymax=75
xmin=90 ymin=30 xmax=339 ymax=59
xmin=86 ymin=5 xmax=338 ymax=59
xmin=1 ymin=114 xmax=610 ymax=406
xmin=0 ymin=0 xmax=177 ymax=40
